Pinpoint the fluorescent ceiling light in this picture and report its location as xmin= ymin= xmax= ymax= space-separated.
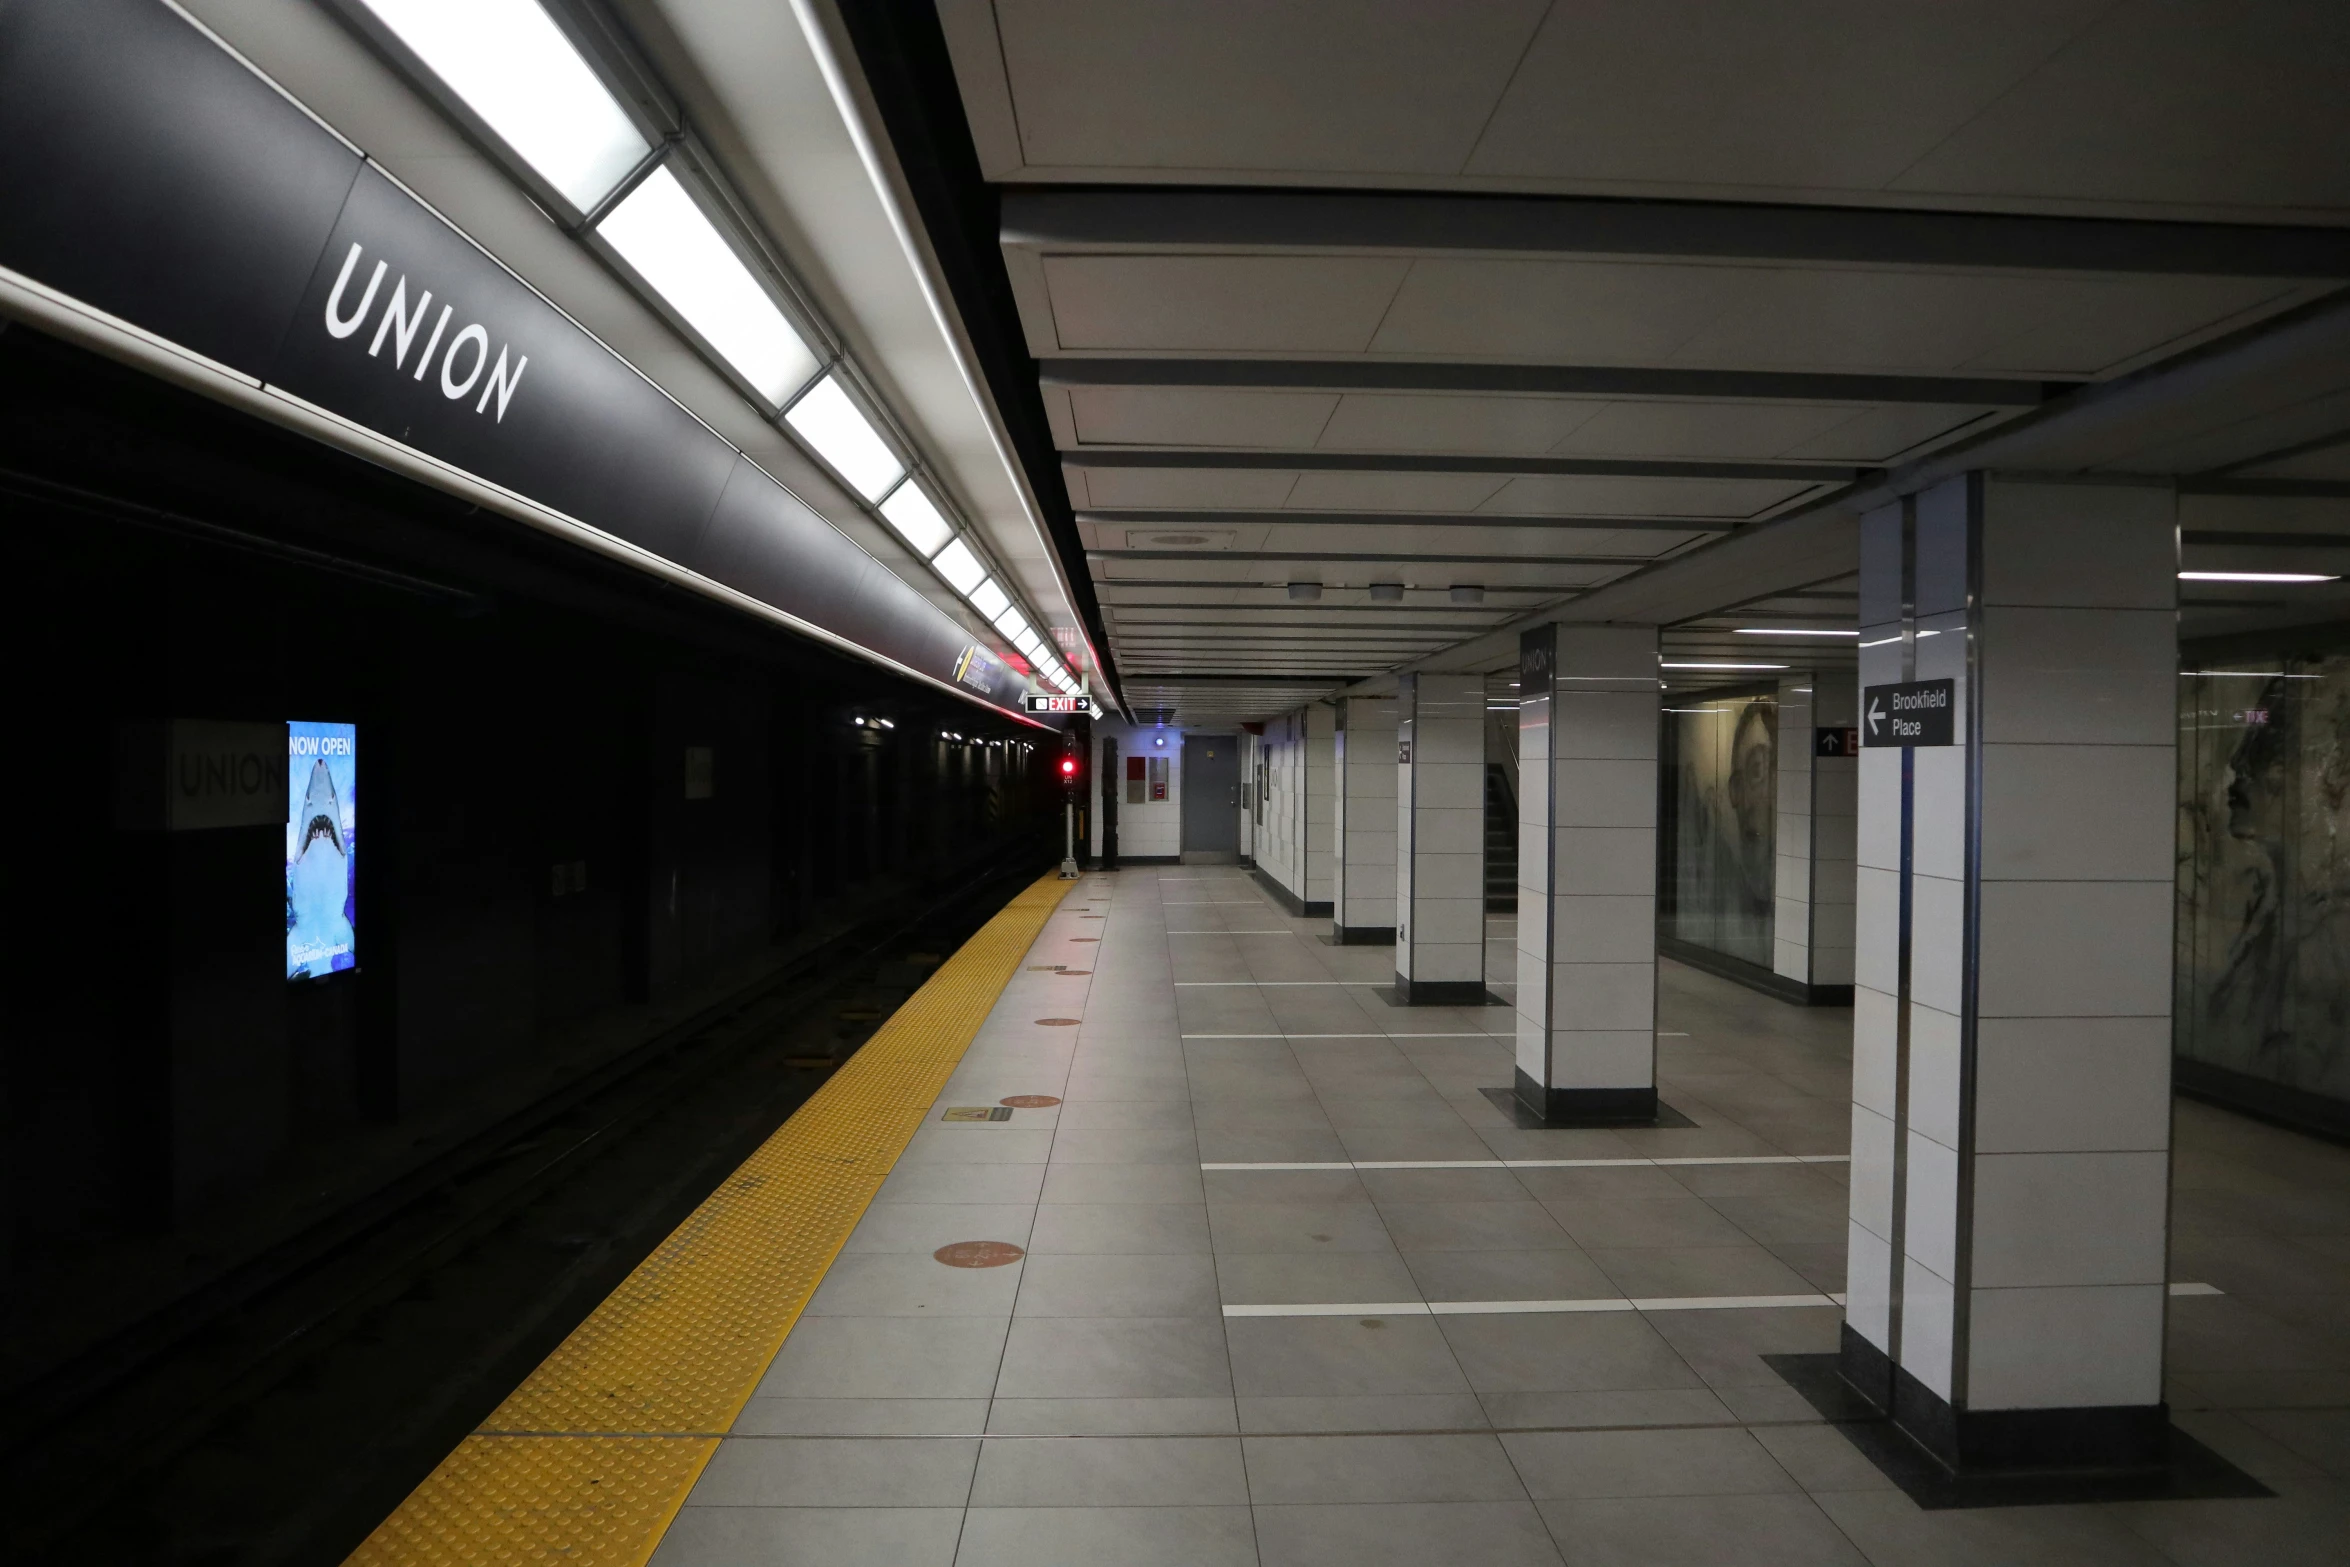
xmin=969 ymin=577 xmax=1012 ymax=621
xmin=786 ymin=375 xmax=905 ymax=501
xmin=1013 ymin=628 xmax=1045 ymax=657
xmin=1660 ymin=662 xmax=1788 ymax=671
xmin=356 ymin=0 xmax=647 ymax=211
xmin=878 ymin=481 xmax=955 ymax=557
xmin=932 ymin=538 xmax=985 ymax=595
xmin=1734 ymin=628 xmax=1860 ymax=637
xmin=993 ymin=606 xmax=1030 ymax=640
xmin=2179 ymin=570 xmax=2340 ymax=583
xmin=598 ymin=167 xmax=816 ymax=403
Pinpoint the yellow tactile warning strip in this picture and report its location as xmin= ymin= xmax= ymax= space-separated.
xmin=343 ymin=871 xmax=1076 ymax=1566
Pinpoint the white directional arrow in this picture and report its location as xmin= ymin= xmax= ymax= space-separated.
xmin=1866 ymin=696 xmax=1885 ymax=736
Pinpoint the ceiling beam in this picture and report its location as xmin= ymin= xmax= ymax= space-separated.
xmin=1040 ymin=357 xmax=2053 ymax=408
xmin=1064 ymin=448 xmax=1860 ymax=482
xmin=1003 ymin=189 xmax=2350 ymax=279
xmin=1080 ymin=509 xmax=1733 ymax=533
xmin=1095 ymin=549 xmax=1634 ymax=566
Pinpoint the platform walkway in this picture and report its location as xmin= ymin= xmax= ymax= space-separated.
xmin=630 ymin=866 xmax=2349 ymax=1566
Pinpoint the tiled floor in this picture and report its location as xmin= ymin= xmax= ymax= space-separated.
xmin=650 ymin=868 xmax=2350 ymax=1566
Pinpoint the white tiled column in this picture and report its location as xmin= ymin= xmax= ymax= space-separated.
xmin=1513 ymin=625 xmax=1661 ymax=1121
xmin=1842 ymin=473 xmax=2178 ymax=1474
xmin=1394 ymin=672 xmax=1486 ymax=1003
xmin=1772 ymin=670 xmax=1858 ymax=999
xmin=1305 ymin=701 xmax=1337 ymax=915
xmin=1332 ymin=696 xmax=1398 ymax=943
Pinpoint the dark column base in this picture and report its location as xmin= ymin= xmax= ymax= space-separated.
xmin=1836 ymin=1323 xmax=2172 ymax=1474
xmin=1251 ymin=867 xmax=1330 ymax=918
xmin=1330 ymin=924 xmax=1395 ymax=945
xmin=1501 ymin=1071 xmax=1682 ymax=1127
xmin=1390 ymin=975 xmax=1491 ymax=1005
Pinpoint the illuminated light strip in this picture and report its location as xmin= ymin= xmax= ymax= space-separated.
xmin=1222 ymin=1294 xmax=1843 ymax=1318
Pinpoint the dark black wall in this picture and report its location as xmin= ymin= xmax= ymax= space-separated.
xmin=0 ymin=324 xmax=1055 ymax=1288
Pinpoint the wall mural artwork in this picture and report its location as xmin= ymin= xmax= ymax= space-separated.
xmin=2176 ymin=651 xmax=2350 ymax=1108
xmin=1661 ymin=692 xmax=1778 ymax=967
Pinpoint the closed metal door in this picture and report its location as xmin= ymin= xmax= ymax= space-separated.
xmin=1181 ymin=734 xmax=1241 ymax=857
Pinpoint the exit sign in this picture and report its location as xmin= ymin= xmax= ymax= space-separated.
xmin=1024 ymin=694 xmax=1095 ymax=715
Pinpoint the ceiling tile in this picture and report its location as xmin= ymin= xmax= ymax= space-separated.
xmin=1283 ymin=470 xmax=1513 ymax=511
xmin=1466 ymin=1 xmax=2107 ymax=192
xmin=1075 ymin=466 xmax=1301 ymax=509
xmin=1369 ymin=257 xmax=1757 ymax=362
xmin=990 ymin=0 xmax=1550 ymax=174
xmin=1549 ymin=399 xmax=1862 ymax=459
xmin=1067 ymin=386 xmax=1340 ymax=448
xmin=1316 ymin=392 xmax=1605 ymax=454
xmin=1890 ymin=0 xmax=2350 ymax=213
xmin=1040 ymin=254 xmax=1411 ymax=352
xmin=1478 ymin=474 xmax=1820 ymax=518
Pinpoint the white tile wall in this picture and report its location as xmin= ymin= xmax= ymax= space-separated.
xmin=1966 ymin=1284 xmax=2166 ymax=1410
xmin=1089 ymin=719 xmax=1187 ymax=859
xmin=1333 ymin=697 xmax=1399 ymax=929
xmin=1973 ymin=1017 xmax=2172 ymax=1154
xmin=1968 ymin=1151 xmax=2170 ymax=1289
xmin=1774 ymin=670 xmax=1860 ymax=988
xmin=1396 ymin=673 xmax=1484 ymax=984
xmin=1306 ymin=702 xmax=1337 ymax=904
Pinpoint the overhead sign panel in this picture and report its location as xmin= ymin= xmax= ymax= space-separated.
xmin=1024 ymin=693 xmax=1095 ymax=715
xmin=0 ymin=0 xmax=1027 ymax=715
xmin=1862 ymin=679 xmax=1956 ymax=748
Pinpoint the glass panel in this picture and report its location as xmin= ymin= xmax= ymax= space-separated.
xmin=598 ymin=167 xmax=816 ymax=403
xmin=879 ymin=480 xmax=954 ymax=557
xmin=968 ymin=577 xmax=1011 ymax=621
xmin=1657 ymin=690 xmax=1777 ymax=967
xmin=931 ymin=538 xmax=984 ymax=594
xmin=784 ymin=375 xmax=905 ymax=501
xmin=358 ymin=0 xmax=647 ymax=210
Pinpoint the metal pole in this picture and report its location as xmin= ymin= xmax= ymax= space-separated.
xmin=1060 ymin=799 xmax=1080 ymax=878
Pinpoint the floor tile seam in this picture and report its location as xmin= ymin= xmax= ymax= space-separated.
xmin=576 ymin=1415 xmax=1873 ymax=1444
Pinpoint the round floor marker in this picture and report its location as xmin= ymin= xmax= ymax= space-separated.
xmin=1036 ymin=1017 xmax=1082 ymax=1026
xmin=934 ymin=1240 xmax=1024 ymax=1268
xmin=1000 ymin=1094 xmax=1062 ymax=1108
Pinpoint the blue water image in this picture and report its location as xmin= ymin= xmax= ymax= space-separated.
xmin=286 ymin=719 xmax=357 ymax=980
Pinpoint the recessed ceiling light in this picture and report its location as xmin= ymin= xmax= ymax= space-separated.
xmin=1733 ymin=628 xmax=1860 ymax=637
xmin=1659 ymin=662 xmax=1789 ymax=671
xmin=2178 ymin=571 xmax=2339 ymax=583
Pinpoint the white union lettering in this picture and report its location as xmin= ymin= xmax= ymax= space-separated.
xmin=322 ymin=243 xmax=528 ymax=422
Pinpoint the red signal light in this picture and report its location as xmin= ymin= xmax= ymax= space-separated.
xmin=1059 ymin=758 xmax=1077 ymax=776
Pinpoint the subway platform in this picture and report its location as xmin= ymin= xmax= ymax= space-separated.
xmin=353 ymin=868 xmax=2350 ymax=1567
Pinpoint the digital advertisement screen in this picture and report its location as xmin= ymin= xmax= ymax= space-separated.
xmin=286 ymin=720 xmax=357 ymax=980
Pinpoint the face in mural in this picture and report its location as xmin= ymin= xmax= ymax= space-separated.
xmin=1727 ymin=700 xmax=1777 ymax=904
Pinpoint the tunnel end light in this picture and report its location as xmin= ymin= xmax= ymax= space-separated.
xmin=2179 ymin=570 xmax=2340 ymax=583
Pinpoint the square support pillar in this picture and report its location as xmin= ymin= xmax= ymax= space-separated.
xmin=1394 ymin=672 xmax=1485 ymax=1002
xmin=1843 ymin=473 xmax=2179 ymax=1474
xmin=1772 ymin=670 xmax=1858 ymax=1002
xmin=1333 ymin=696 xmax=1398 ymax=944
xmin=1514 ymin=625 xmax=1660 ymax=1122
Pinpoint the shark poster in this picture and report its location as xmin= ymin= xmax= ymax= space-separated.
xmin=286 ymin=720 xmax=357 ymax=980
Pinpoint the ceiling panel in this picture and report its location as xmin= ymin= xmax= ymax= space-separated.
xmin=1074 ymin=465 xmax=1300 ymax=509
xmin=1889 ymin=2 xmax=2350 ymax=213
xmin=1282 ymin=470 xmax=1513 ymax=512
xmin=988 ymin=0 xmax=1550 ymax=175
xmin=1314 ymin=392 xmax=1605 ymax=454
xmin=1476 ymin=473 xmax=1823 ymax=517
xmin=1068 ymin=386 xmax=1339 ymax=447
xmin=1549 ymin=399 xmax=1876 ymax=459
xmin=1041 ymin=254 xmax=1409 ymax=352
xmin=1466 ymin=0 xmax=2107 ymax=191
xmin=1780 ymin=403 xmax=2002 ymax=461
xmin=1369 ymin=257 xmax=1760 ymax=363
